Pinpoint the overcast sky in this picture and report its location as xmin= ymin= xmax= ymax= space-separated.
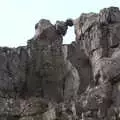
xmin=0 ymin=0 xmax=120 ymax=47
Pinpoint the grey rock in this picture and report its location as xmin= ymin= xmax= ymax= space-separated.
xmin=63 ymin=60 xmax=80 ymax=99
xmin=67 ymin=42 xmax=93 ymax=94
xmin=98 ymin=7 xmax=120 ymax=24
xmin=65 ymin=18 xmax=74 ymax=27
xmin=27 ymin=19 xmax=80 ymax=102
xmin=94 ymin=52 xmax=120 ymax=85
xmin=73 ymin=6 xmax=120 ymax=120
xmin=55 ymin=19 xmax=73 ymax=36
xmin=55 ymin=20 xmax=68 ymax=36
xmin=1 ymin=6 xmax=120 ymax=120
xmin=0 ymin=47 xmax=28 ymax=98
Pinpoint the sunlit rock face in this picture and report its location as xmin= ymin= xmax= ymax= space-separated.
xmin=0 ymin=6 xmax=120 ymax=120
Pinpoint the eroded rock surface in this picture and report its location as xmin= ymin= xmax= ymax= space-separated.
xmin=27 ymin=19 xmax=80 ymax=101
xmin=0 ymin=6 xmax=120 ymax=120
xmin=74 ymin=6 xmax=120 ymax=120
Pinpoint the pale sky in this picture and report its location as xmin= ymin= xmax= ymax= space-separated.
xmin=0 ymin=0 xmax=120 ymax=47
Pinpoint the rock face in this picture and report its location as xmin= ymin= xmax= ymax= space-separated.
xmin=0 ymin=47 xmax=28 ymax=98
xmin=27 ymin=19 xmax=80 ymax=101
xmin=74 ymin=6 xmax=120 ymax=119
xmin=0 ymin=6 xmax=120 ymax=120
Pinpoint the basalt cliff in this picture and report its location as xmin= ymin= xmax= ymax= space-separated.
xmin=0 ymin=7 xmax=120 ymax=120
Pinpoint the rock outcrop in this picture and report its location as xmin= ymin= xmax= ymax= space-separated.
xmin=73 ymin=6 xmax=120 ymax=120
xmin=27 ymin=19 xmax=80 ymax=101
xmin=0 ymin=6 xmax=120 ymax=120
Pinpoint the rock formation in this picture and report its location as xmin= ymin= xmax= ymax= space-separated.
xmin=0 ymin=6 xmax=120 ymax=120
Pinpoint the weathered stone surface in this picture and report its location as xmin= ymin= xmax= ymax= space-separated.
xmin=98 ymin=7 xmax=120 ymax=24
xmin=0 ymin=6 xmax=120 ymax=120
xmin=0 ymin=47 xmax=28 ymax=98
xmin=55 ymin=20 xmax=68 ymax=36
xmin=73 ymin=6 xmax=120 ymax=120
xmin=94 ymin=52 xmax=120 ymax=85
xmin=55 ymin=19 xmax=73 ymax=36
xmin=67 ymin=41 xmax=93 ymax=94
xmin=27 ymin=19 xmax=80 ymax=101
